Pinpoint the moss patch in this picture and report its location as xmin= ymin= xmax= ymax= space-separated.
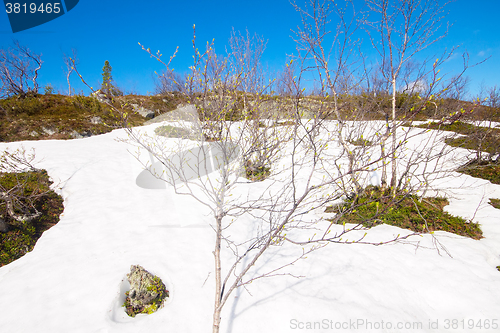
xmin=273 ymin=120 xmax=296 ymax=126
xmin=154 ymin=125 xmax=198 ymax=139
xmin=488 ymin=199 xmax=500 ymax=209
xmin=245 ymin=165 xmax=271 ymax=182
xmin=326 ymin=186 xmax=482 ymax=240
xmin=349 ymin=136 xmax=372 ymax=146
xmin=0 ymin=170 xmax=64 ymax=266
xmin=415 ymin=121 xmax=478 ymax=134
xmin=415 ymin=121 xmax=500 ymax=159
xmin=117 ymin=92 xmax=187 ymax=117
xmin=457 ymin=161 xmax=500 ymax=185
xmin=123 ymin=265 xmax=169 ymax=317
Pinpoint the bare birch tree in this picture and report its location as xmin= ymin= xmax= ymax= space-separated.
xmin=0 ymin=147 xmax=44 ymax=233
xmin=66 ymin=6 xmax=475 ymax=331
xmin=125 ymin=23 xmax=429 ymax=333
xmin=63 ymin=48 xmax=78 ymax=96
xmin=365 ymin=0 xmax=454 ymax=195
xmin=291 ymin=0 xmax=370 ymax=196
xmin=0 ymin=40 xmax=42 ymax=99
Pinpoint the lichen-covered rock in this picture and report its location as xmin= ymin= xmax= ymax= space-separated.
xmin=123 ymin=265 xmax=169 ymax=317
xmin=130 ymin=103 xmax=155 ymax=119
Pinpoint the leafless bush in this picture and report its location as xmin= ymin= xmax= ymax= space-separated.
xmin=127 ymin=22 xmax=433 ymax=332
xmin=0 ymin=147 xmax=43 ymax=233
xmin=0 ymin=40 xmax=42 ymax=99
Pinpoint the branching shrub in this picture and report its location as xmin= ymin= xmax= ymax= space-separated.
xmin=0 ymin=95 xmax=43 ymax=115
xmin=0 ymin=148 xmax=64 ymax=266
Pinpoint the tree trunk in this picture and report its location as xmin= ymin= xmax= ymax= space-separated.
xmin=390 ymin=77 xmax=397 ymax=196
xmin=212 ymin=213 xmax=223 ymax=333
xmin=380 ymin=142 xmax=387 ymax=189
xmin=67 ymin=74 xmax=72 ymax=96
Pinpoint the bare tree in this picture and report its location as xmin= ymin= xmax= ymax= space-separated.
xmin=0 ymin=40 xmax=42 ymax=99
xmin=125 ymin=22 xmax=430 ymax=333
xmin=0 ymin=147 xmax=43 ymax=233
xmin=452 ymin=84 xmax=500 ymax=163
xmin=291 ymin=0 xmax=369 ymax=196
xmin=64 ymin=9 xmax=469 ymax=333
xmin=366 ymin=0 xmax=455 ymax=194
xmin=485 ymin=85 xmax=500 ymax=109
xmin=442 ymin=74 xmax=471 ymax=101
xmin=63 ymin=48 xmax=78 ymax=96
xmin=154 ymin=67 xmax=185 ymax=94
xmin=228 ymin=28 xmax=268 ymax=94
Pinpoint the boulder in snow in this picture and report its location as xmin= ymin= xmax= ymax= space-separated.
xmin=123 ymin=265 xmax=169 ymax=317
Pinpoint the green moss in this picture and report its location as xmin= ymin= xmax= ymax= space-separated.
xmin=273 ymin=120 xmax=295 ymax=126
xmin=245 ymin=165 xmax=271 ymax=182
xmin=457 ymin=161 xmax=500 ymax=185
xmin=119 ymin=93 xmax=187 ymax=115
xmin=326 ymin=186 xmax=482 ymax=240
xmin=154 ymin=125 xmax=196 ymax=139
xmin=123 ymin=273 xmax=169 ymax=317
xmin=415 ymin=121 xmax=500 ymax=158
xmin=445 ymin=135 xmax=500 ymax=156
xmin=349 ymin=136 xmax=372 ymax=146
xmin=415 ymin=121 xmax=479 ymax=134
xmin=488 ymin=199 xmax=500 ymax=209
xmin=72 ymin=95 xmax=102 ymax=113
xmin=0 ymin=96 xmax=43 ymax=115
xmin=0 ymin=169 xmax=64 ymax=266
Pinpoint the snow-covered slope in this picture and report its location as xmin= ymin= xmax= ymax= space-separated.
xmin=0 ymin=123 xmax=499 ymax=333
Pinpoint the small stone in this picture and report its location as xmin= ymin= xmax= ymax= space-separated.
xmin=70 ymin=130 xmax=92 ymax=139
xmin=90 ymin=116 xmax=102 ymax=124
xmin=70 ymin=131 xmax=83 ymax=139
xmin=123 ymin=265 xmax=169 ymax=317
xmin=41 ymin=126 xmax=57 ymax=136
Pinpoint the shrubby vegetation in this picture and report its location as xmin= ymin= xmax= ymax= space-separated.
xmin=414 ymin=120 xmax=500 ymax=185
xmin=0 ymin=166 xmax=63 ymax=266
xmin=0 ymin=94 xmax=170 ymax=142
xmin=489 ymin=199 xmax=500 ymax=209
xmin=457 ymin=162 xmax=500 ymax=185
xmin=326 ymin=186 xmax=483 ymax=240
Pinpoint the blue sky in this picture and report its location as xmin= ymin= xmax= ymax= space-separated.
xmin=0 ymin=0 xmax=498 ymax=98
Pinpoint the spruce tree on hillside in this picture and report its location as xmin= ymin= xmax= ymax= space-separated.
xmin=100 ymin=60 xmax=121 ymax=96
xmin=101 ymin=60 xmax=112 ymax=94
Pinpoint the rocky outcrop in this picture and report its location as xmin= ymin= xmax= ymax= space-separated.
xmin=91 ymin=90 xmax=111 ymax=103
xmin=130 ymin=103 xmax=155 ymax=119
xmin=70 ymin=130 xmax=92 ymax=139
xmin=42 ymin=126 xmax=57 ymax=136
xmin=90 ymin=116 xmax=102 ymax=124
xmin=123 ymin=265 xmax=169 ymax=317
